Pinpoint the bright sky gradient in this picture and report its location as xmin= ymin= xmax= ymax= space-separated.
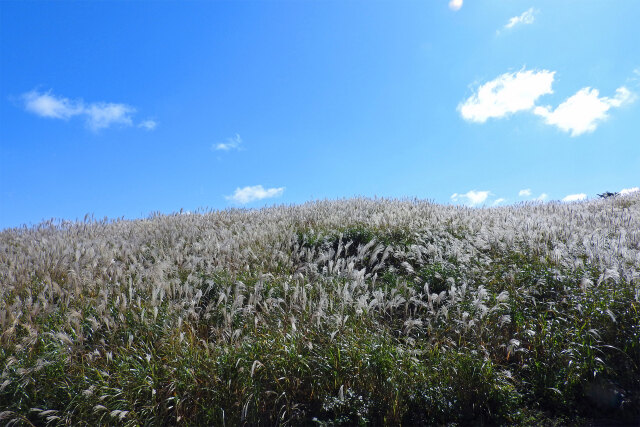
xmin=1 ymin=0 xmax=639 ymax=229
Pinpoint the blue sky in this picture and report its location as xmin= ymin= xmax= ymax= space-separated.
xmin=1 ymin=0 xmax=639 ymax=229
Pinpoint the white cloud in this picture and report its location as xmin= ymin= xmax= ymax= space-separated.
xmin=85 ymin=103 xmax=135 ymax=131
xmin=493 ymin=198 xmax=506 ymax=206
xmin=23 ymin=90 xmax=82 ymax=119
xmin=519 ymin=189 xmax=532 ymax=197
xmin=534 ymin=86 xmax=635 ymax=137
xmin=225 ymin=185 xmax=284 ymax=204
xmin=620 ymin=187 xmax=639 ymax=196
xmin=22 ymin=89 xmax=139 ymax=131
xmin=213 ymin=134 xmax=243 ymax=151
xmin=459 ymin=69 xmax=555 ymax=123
xmin=562 ymin=193 xmax=587 ymax=202
xmin=138 ymin=120 xmax=158 ymax=130
xmin=503 ymin=8 xmax=536 ymax=30
xmin=459 ymin=69 xmax=635 ymax=136
xmin=449 ymin=0 xmax=463 ymax=11
xmin=535 ymin=193 xmax=548 ymax=201
xmin=451 ymin=190 xmax=491 ymax=206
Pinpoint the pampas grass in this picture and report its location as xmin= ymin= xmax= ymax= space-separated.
xmin=1 ymin=195 xmax=639 ymax=424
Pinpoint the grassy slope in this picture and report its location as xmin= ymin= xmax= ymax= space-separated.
xmin=1 ymin=196 xmax=639 ymax=425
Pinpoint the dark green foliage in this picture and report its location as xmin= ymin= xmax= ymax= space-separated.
xmin=598 ymin=192 xmax=619 ymax=199
xmin=415 ymin=263 xmax=460 ymax=294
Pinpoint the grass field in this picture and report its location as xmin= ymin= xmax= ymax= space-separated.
xmin=1 ymin=195 xmax=639 ymax=425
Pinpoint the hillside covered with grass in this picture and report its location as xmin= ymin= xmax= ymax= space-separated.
xmin=1 ymin=195 xmax=639 ymax=425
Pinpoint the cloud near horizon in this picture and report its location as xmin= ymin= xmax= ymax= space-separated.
xmin=534 ymin=86 xmax=635 ymax=137
xmin=562 ymin=193 xmax=587 ymax=202
xmin=225 ymin=185 xmax=285 ymax=204
xmin=518 ymin=189 xmax=547 ymax=201
xmin=458 ymin=69 xmax=555 ymax=123
xmin=451 ymin=190 xmax=490 ymax=206
xmin=620 ymin=187 xmax=639 ymax=196
xmin=22 ymin=89 xmax=147 ymax=131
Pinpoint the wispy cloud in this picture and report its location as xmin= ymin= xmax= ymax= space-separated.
xmin=213 ymin=134 xmax=243 ymax=151
xmin=23 ymin=90 xmax=82 ymax=119
xmin=451 ymin=190 xmax=491 ymax=206
xmin=449 ymin=0 xmax=463 ymax=11
xmin=225 ymin=185 xmax=284 ymax=204
xmin=458 ymin=69 xmax=555 ymax=123
xmin=518 ymin=189 xmax=547 ymax=201
xmin=534 ymin=87 xmax=635 ymax=137
xmin=138 ymin=120 xmax=158 ymax=130
xmin=502 ymin=8 xmax=536 ymax=31
xmin=620 ymin=187 xmax=639 ymax=196
xmin=21 ymin=89 xmax=147 ymax=131
xmin=84 ymin=103 xmax=134 ymax=130
xmin=493 ymin=198 xmax=506 ymax=206
xmin=562 ymin=193 xmax=587 ymax=202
